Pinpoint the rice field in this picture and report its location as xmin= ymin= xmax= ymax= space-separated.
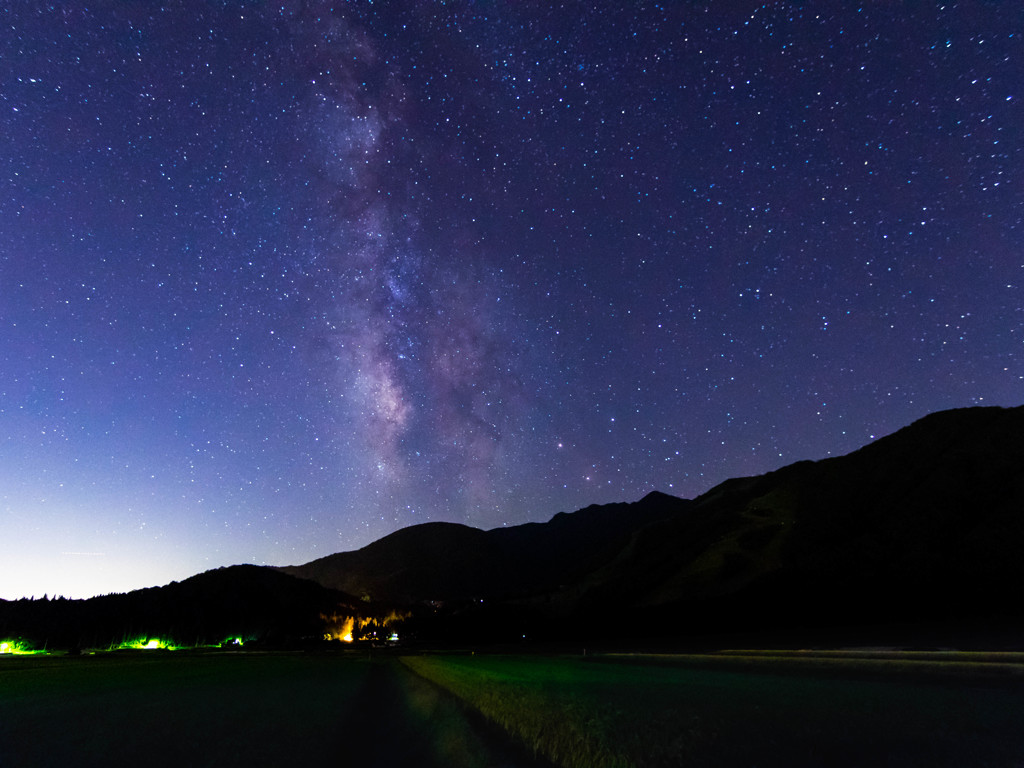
xmin=401 ymin=650 xmax=1024 ymax=767
xmin=4 ymin=648 xmax=1023 ymax=767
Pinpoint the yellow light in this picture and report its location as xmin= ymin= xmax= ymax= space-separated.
xmin=340 ymin=616 xmax=355 ymax=643
xmin=322 ymin=615 xmax=355 ymax=643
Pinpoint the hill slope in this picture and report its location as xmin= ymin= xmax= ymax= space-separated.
xmin=0 ymin=565 xmax=365 ymax=650
xmin=565 ymin=404 xmax=1024 ymax=633
xmin=284 ymin=405 xmax=1024 ymax=640
xmin=280 ymin=493 xmax=692 ymax=606
xmin=278 ymin=491 xmax=688 ymax=604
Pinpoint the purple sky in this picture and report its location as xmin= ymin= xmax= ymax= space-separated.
xmin=1 ymin=1 xmax=1021 ymax=599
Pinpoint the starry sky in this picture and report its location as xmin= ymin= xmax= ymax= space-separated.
xmin=1 ymin=1 xmax=1021 ymax=600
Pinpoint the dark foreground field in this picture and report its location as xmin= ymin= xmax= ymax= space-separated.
xmin=3 ymin=650 xmax=1024 ymax=767
xmin=0 ymin=651 xmax=541 ymax=768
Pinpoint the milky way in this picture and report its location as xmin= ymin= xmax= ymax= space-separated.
xmin=288 ymin=7 xmax=533 ymax=527
xmin=1 ymin=1 xmax=1021 ymax=599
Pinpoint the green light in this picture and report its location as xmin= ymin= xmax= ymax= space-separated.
xmin=117 ymin=637 xmax=176 ymax=651
xmin=0 ymin=639 xmax=40 ymax=655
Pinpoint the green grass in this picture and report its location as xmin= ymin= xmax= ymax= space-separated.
xmin=401 ymin=652 xmax=1024 ymax=768
xmin=6 ymin=649 xmax=1024 ymax=767
xmin=378 ymin=654 xmax=542 ymax=767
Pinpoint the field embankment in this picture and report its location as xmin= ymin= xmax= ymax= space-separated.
xmin=400 ymin=651 xmax=1024 ymax=768
xmin=599 ymin=648 xmax=1024 ymax=683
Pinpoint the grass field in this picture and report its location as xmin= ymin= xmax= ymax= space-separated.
xmin=1 ymin=652 xmax=371 ymax=767
xmin=0 ymin=651 xmax=536 ymax=768
xmin=4 ymin=649 xmax=1024 ymax=767
xmin=401 ymin=651 xmax=1024 ymax=767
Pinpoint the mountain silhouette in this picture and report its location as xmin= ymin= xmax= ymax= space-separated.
xmin=4 ymin=405 xmax=1022 ymax=648
xmin=277 ymin=490 xmax=686 ymax=603
xmin=283 ymin=404 xmax=1024 ymax=641
xmin=546 ymin=404 xmax=1024 ymax=639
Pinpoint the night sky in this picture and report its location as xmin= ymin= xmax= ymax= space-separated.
xmin=2 ymin=2 xmax=1021 ymax=600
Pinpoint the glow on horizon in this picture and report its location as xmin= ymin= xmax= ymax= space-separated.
xmin=0 ymin=492 xmax=311 ymax=599
xmin=0 ymin=542 xmax=380 ymax=602
xmin=0 ymin=544 xmax=226 ymax=601
xmin=0 ymin=477 xmax=391 ymax=601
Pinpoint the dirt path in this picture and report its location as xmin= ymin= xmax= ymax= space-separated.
xmin=338 ymin=659 xmax=553 ymax=768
